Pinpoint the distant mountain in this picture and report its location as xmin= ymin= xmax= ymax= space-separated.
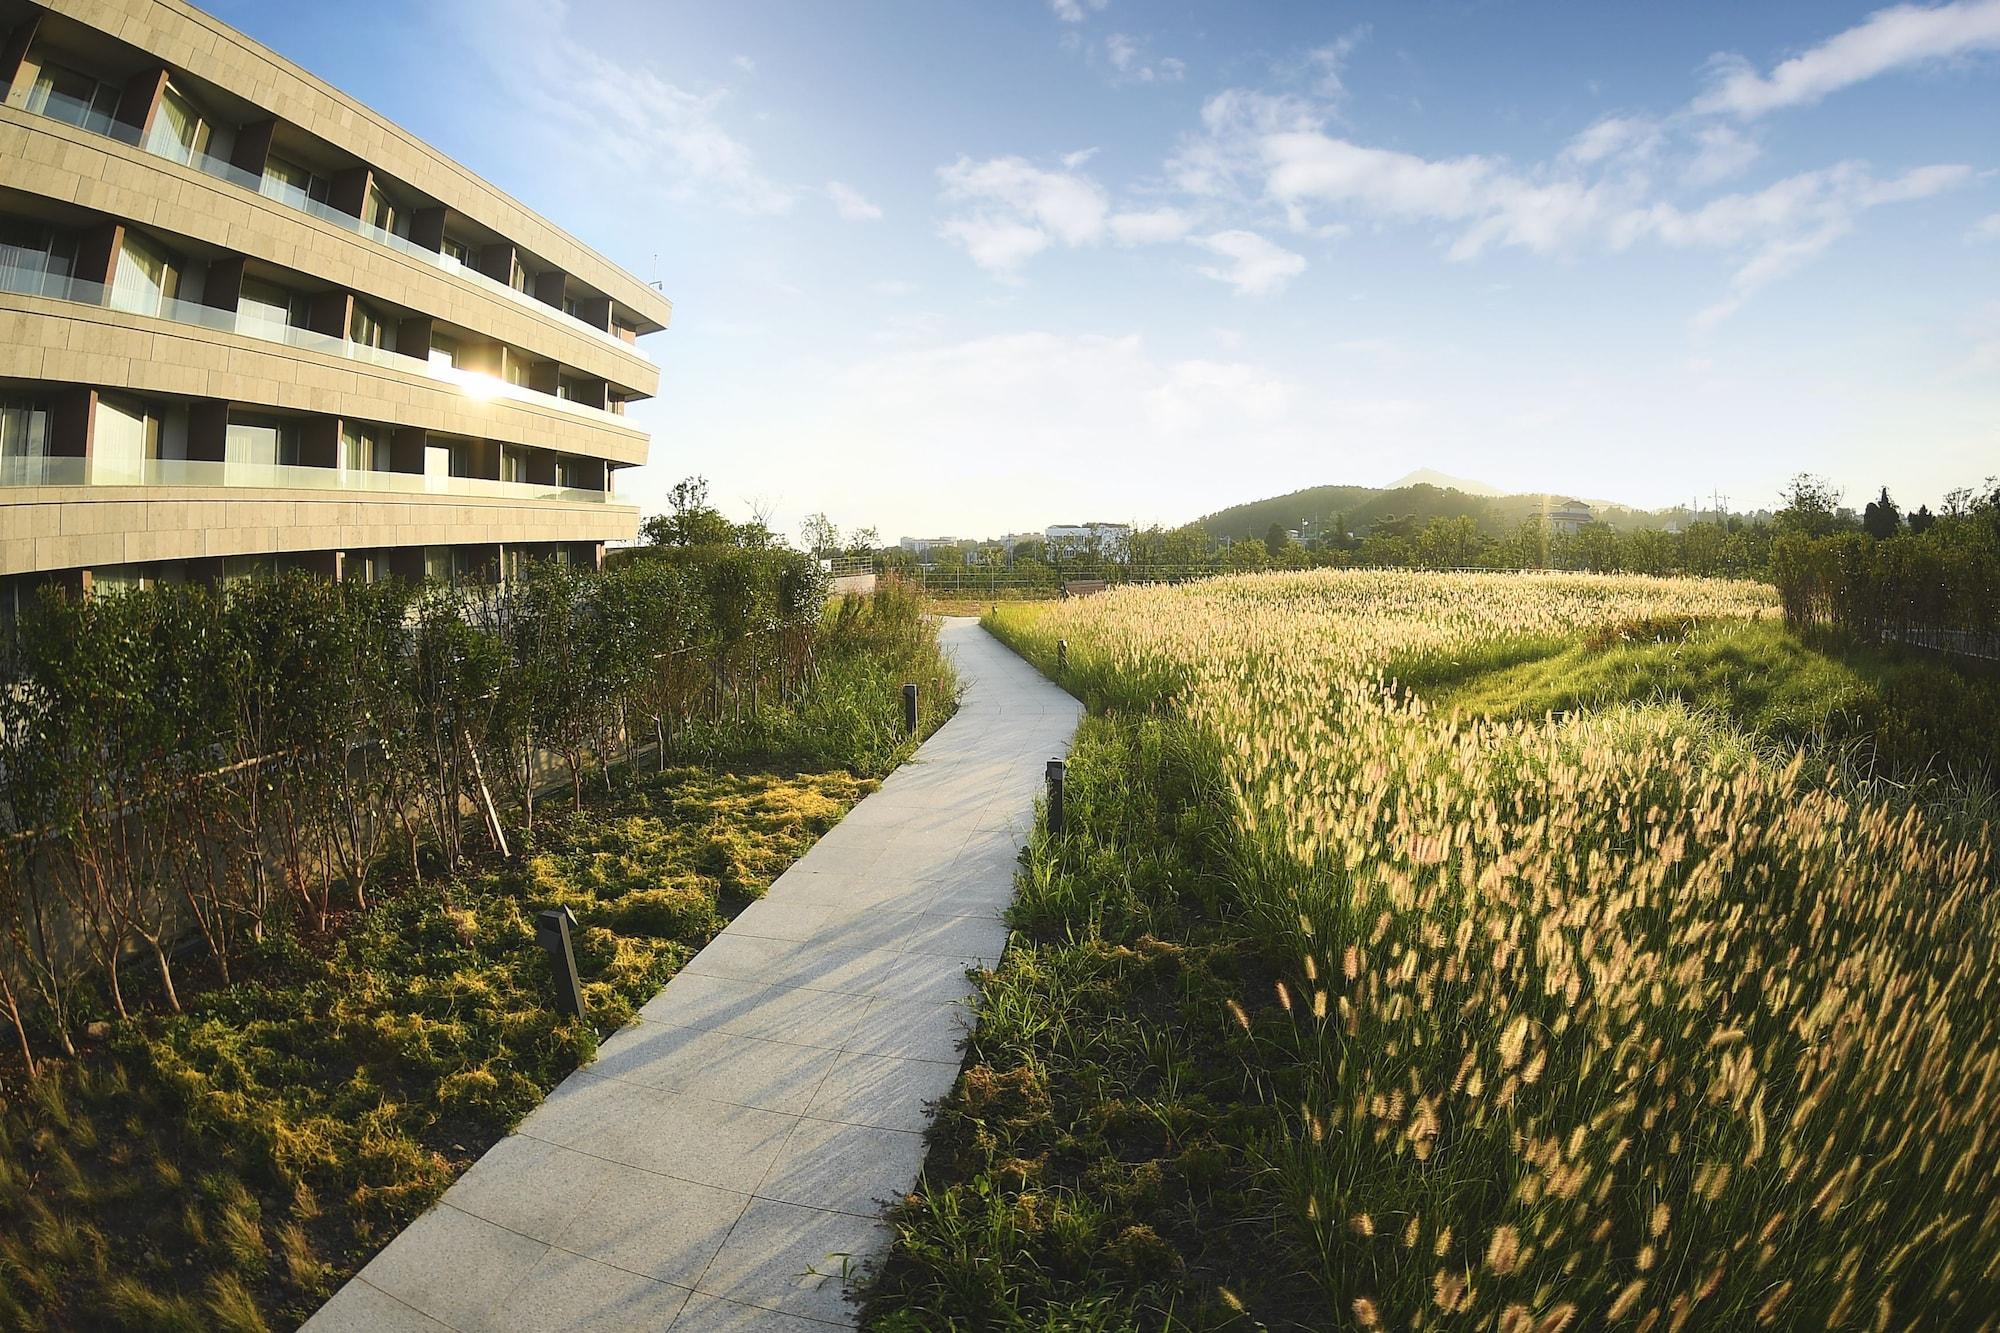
xmin=1195 ymin=481 xmax=1680 ymax=542
xmin=1384 ymin=467 xmax=1506 ymax=498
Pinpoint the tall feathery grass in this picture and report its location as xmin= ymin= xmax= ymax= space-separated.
xmin=989 ymin=569 xmax=2000 ymax=1331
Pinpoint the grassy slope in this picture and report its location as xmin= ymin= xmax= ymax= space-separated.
xmin=0 ymin=592 xmax=957 ymax=1332
xmin=1435 ymin=617 xmax=2000 ymax=786
xmin=863 ymin=606 xmax=1998 ymax=1331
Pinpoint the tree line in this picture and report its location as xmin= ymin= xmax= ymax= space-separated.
xmin=1769 ymin=478 xmax=2000 ymax=648
xmin=0 ymin=518 xmax=829 ymax=1078
xmin=866 ymin=477 xmax=1998 ymax=592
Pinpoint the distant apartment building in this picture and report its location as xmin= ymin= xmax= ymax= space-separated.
xmin=1045 ymin=521 xmax=1130 ymax=560
xmin=1545 ymin=500 xmax=1594 ymax=534
xmin=0 ymin=0 xmax=672 ymax=614
xmin=898 ymin=535 xmax=962 ymax=557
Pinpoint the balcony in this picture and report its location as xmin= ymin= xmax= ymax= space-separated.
xmin=0 ymin=265 xmax=635 ymax=431
xmin=15 ymin=89 xmax=651 ymax=361
xmin=0 ymin=451 xmax=619 ymax=503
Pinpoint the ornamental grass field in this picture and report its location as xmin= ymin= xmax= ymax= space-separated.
xmin=868 ymin=570 xmax=2000 ymax=1332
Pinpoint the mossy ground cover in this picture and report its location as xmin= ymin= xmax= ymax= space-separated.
xmin=0 ymin=763 xmax=871 ymax=1331
xmin=863 ymin=591 xmax=1999 ymax=1331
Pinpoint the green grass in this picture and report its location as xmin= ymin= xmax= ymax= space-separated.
xmin=861 ymin=602 xmax=2000 ymax=1331
xmin=1434 ymin=616 xmax=2000 ymax=786
xmin=866 ymin=712 xmax=1297 ymax=1331
xmin=0 ymin=586 xmax=957 ymax=1332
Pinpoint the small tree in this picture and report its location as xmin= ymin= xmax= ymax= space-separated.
xmin=1776 ymin=474 xmax=1846 ymax=538
xmin=799 ymin=513 xmax=841 ymax=559
xmin=1862 ymin=487 xmax=1902 ymax=540
xmin=1908 ymin=505 xmax=1936 ymax=535
xmin=640 ymin=476 xmax=738 ymax=548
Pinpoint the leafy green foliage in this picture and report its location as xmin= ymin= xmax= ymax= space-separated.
xmin=0 ymin=567 xmax=957 ymax=1331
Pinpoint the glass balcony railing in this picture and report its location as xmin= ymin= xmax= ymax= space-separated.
xmin=0 ymin=264 xmax=638 ymax=430
xmin=0 ymin=451 xmax=620 ymax=502
xmin=14 ymin=95 xmax=650 ymax=361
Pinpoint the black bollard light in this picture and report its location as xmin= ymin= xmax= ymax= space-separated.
xmin=535 ymin=905 xmax=586 ymax=1017
xmin=1045 ymin=757 xmax=1066 ymax=836
xmin=902 ymin=682 xmax=919 ymax=736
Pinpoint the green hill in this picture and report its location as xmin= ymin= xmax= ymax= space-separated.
xmin=1196 ymin=482 xmax=1673 ymax=542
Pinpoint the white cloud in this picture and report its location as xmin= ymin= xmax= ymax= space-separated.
xmin=1168 ymin=89 xmax=1322 ymax=198
xmin=940 ymin=156 xmax=1108 ymax=246
xmin=1295 ymin=27 xmax=1370 ymax=99
xmin=937 ymin=216 xmax=1052 ymax=274
xmin=1682 ymin=123 xmax=1763 ymax=187
xmin=1110 ymin=207 xmax=1195 ymax=245
xmin=1105 ymin=33 xmax=1186 ymax=85
xmin=1048 ymin=0 xmax=1107 ymax=21
xmin=1694 ymin=0 xmax=2000 ymax=117
xmin=732 ymin=54 xmax=756 ymax=74
xmin=1561 ymin=114 xmax=1662 ymax=166
xmin=937 ymin=155 xmax=1120 ymax=273
xmin=1971 ymin=211 xmax=2000 ymax=240
xmin=1263 ymin=132 xmax=1501 ymax=221
xmin=826 ymin=180 xmax=883 ymax=221
xmin=1174 ymin=72 xmax=1971 ymax=321
xmin=1639 ymin=163 xmax=1972 ymax=329
xmin=1196 ymin=229 xmax=1308 ymax=296
xmin=457 ymin=0 xmax=790 ymax=215
xmin=1062 ymin=147 xmax=1100 ymax=169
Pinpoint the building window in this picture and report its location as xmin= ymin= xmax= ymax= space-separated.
xmin=226 ymin=413 xmax=301 ymax=468
xmin=109 ymin=231 xmax=181 ymax=317
xmin=237 ymin=275 xmax=306 ymax=336
xmin=428 ymin=333 xmax=458 ymax=368
xmin=27 ymin=62 xmax=121 ymax=136
xmin=0 ymin=396 xmax=52 ymax=483
xmin=0 ymin=219 xmax=78 ymax=298
xmin=145 ymin=82 xmax=210 ymax=166
xmin=555 ymin=456 xmax=597 ymax=490
xmin=449 ymin=439 xmax=490 ymax=479
xmin=440 ymin=236 xmax=472 ymax=268
xmin=509 ymin=254 xmax=529 ymax=294
xmin=93 ymin=395 xmax=158 ymax=485
xmin=340 ymin=421 xmax=384 ymax=472
xmin=262 ymin=155 xmax=330 ymax=210
xmin=500 ymin=444 xmax=527 ymax=483
xmin=363 ymin=179 xmax=398 ymax=235
xmin=349 ymin=300 xmax=385 ymax=349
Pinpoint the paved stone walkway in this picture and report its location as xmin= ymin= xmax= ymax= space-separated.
xmin=304 ymin=618 xmax=1080 ymax=1332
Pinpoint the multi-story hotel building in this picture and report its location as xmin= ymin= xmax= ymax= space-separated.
xmin=0 ymin=0 xmax=670 ymax=612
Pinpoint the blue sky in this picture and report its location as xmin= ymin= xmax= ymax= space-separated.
xmin=212 ymin=0 xmax=2000 ymax=541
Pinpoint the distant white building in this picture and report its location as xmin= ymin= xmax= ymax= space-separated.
xmin=1545 ymin=500 xmax=1594 ymax=534
xmin=1045 ymin=522 xmax=1132 ymax=560
xmin=898 ymin=536 xmax=963 ymax=556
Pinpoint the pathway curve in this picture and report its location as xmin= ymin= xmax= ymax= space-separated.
xmin=304 ymin=618 xmax=1080 ymax=1332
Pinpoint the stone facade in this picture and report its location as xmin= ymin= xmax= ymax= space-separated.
xmin=0 ymin=0 xmax=668 ymax=592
